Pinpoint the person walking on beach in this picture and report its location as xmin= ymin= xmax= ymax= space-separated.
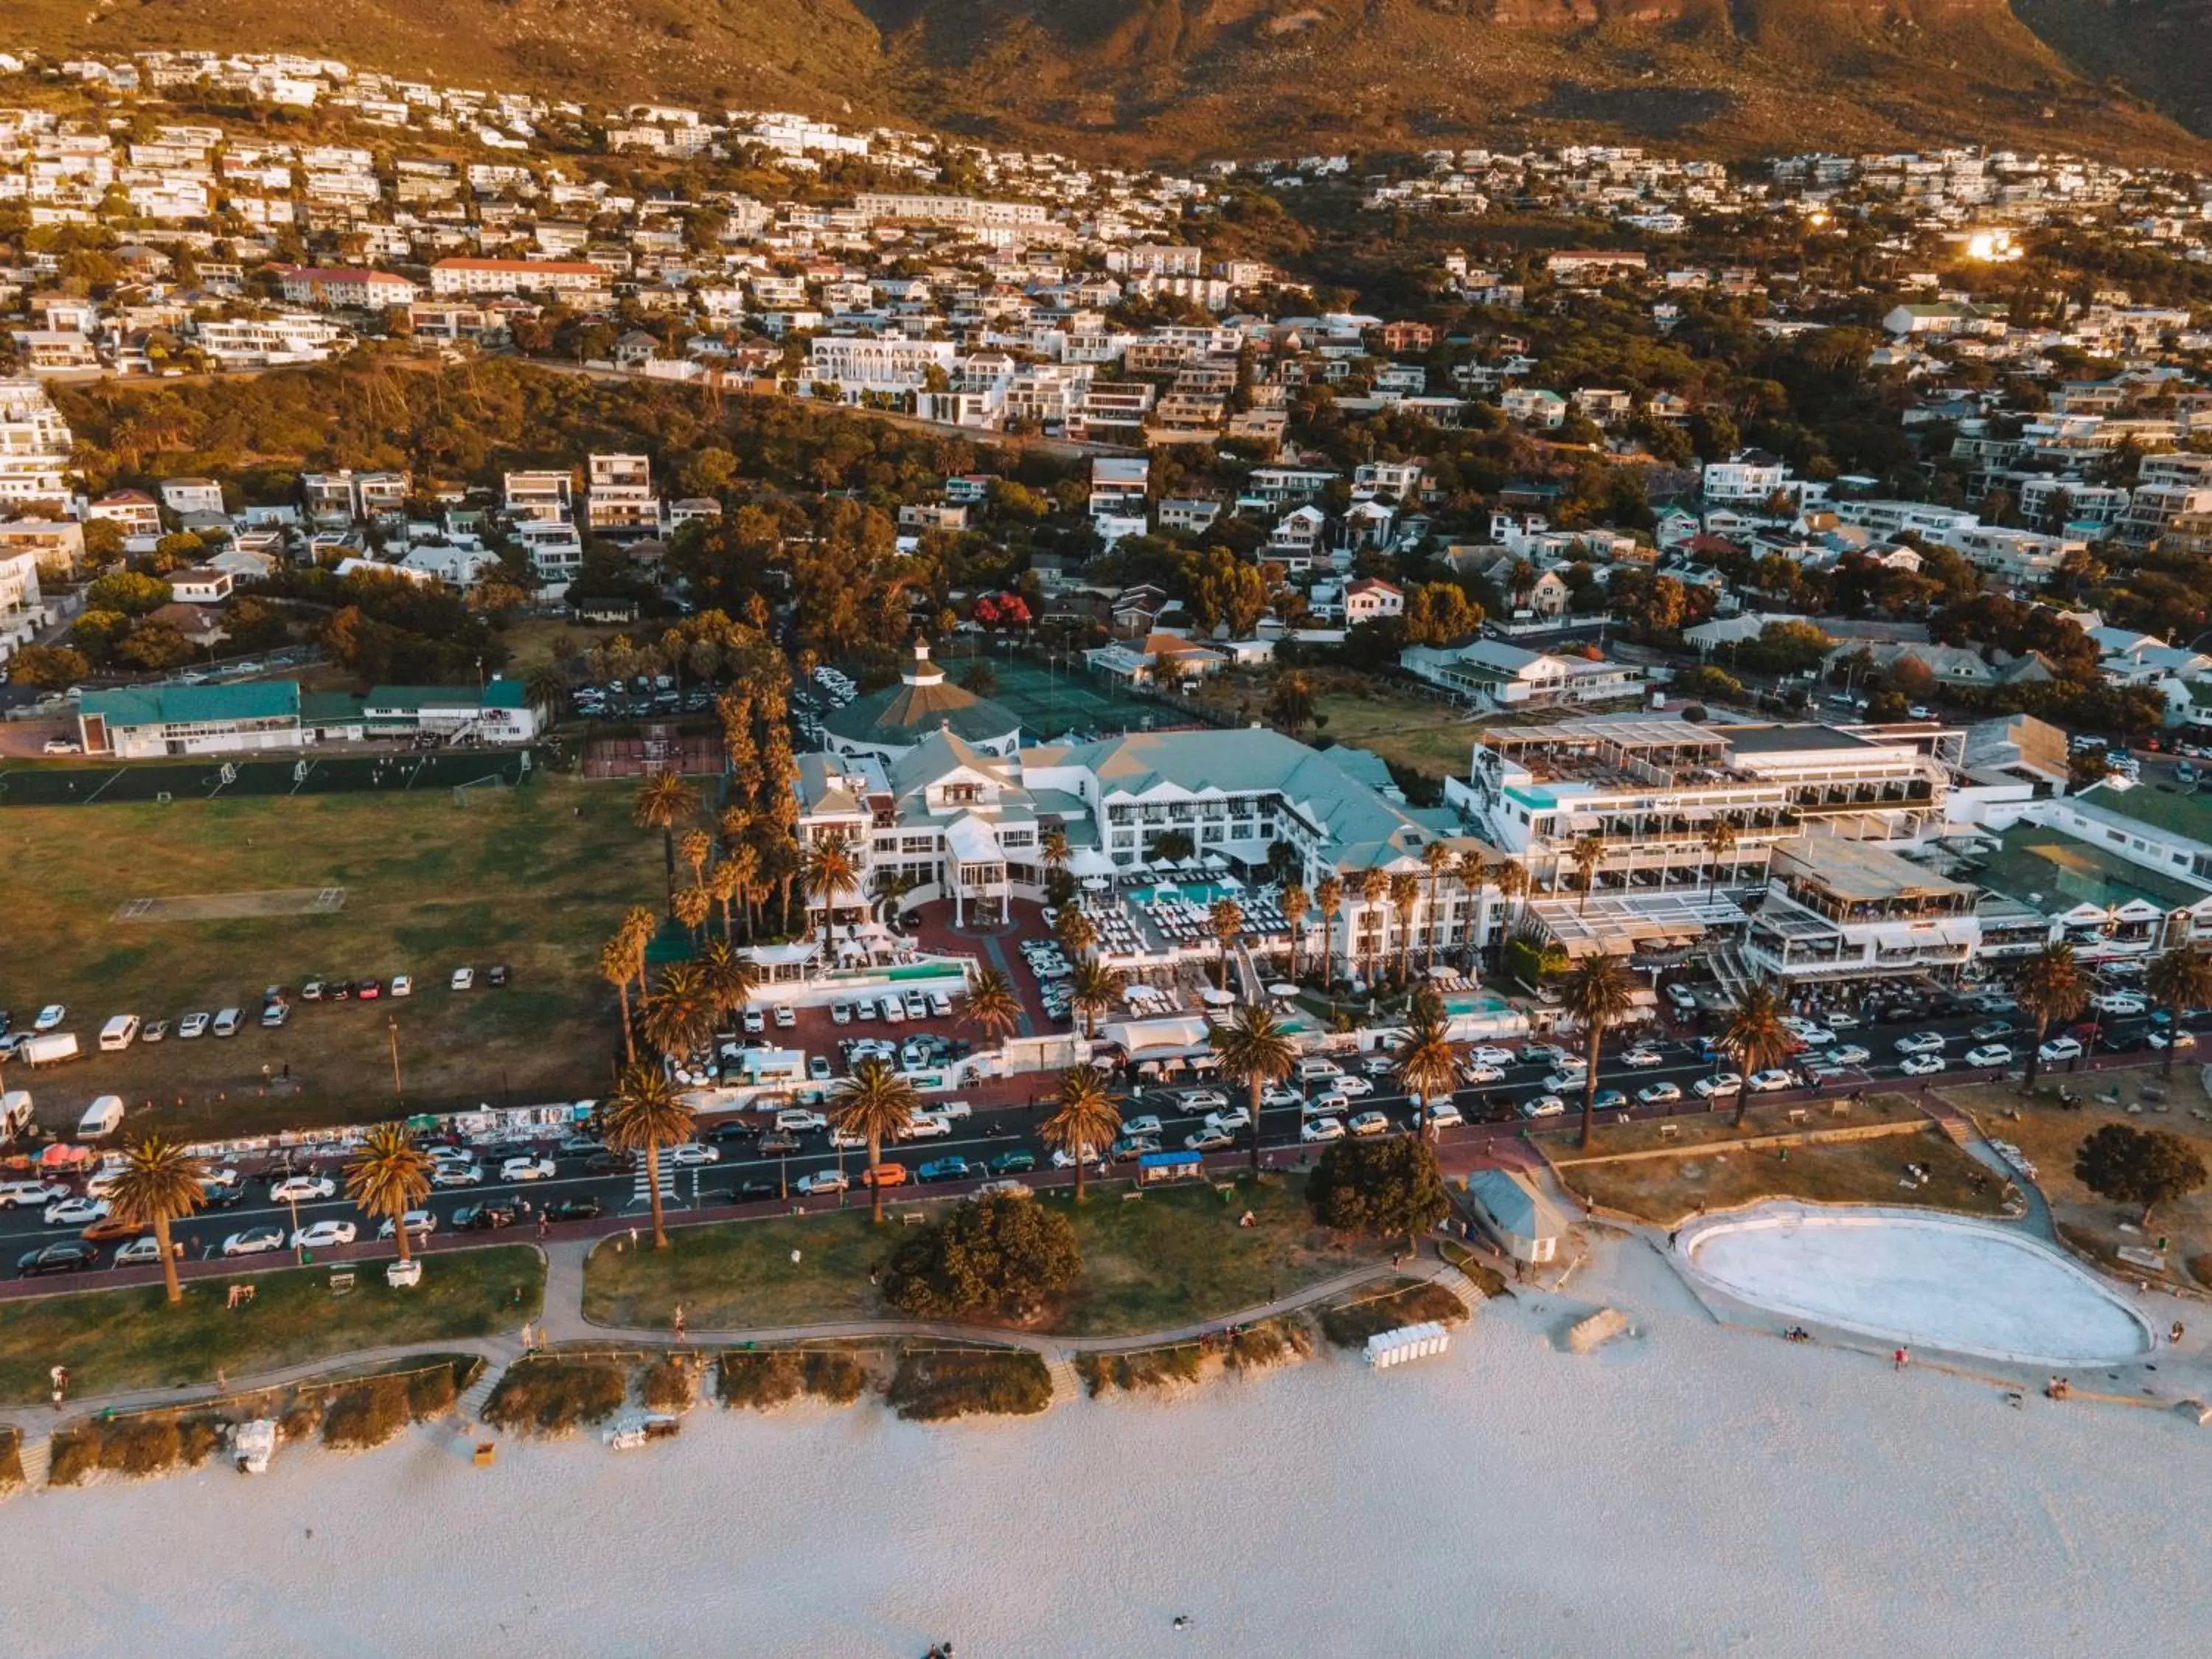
xmin=1893 ymin=1346 xmax=1909 ymax=1371
xmin=672 ymin=1305 xmax=686 ymax=1341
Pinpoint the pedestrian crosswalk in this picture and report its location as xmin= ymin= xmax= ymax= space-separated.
xmin=630 ymin=1160 xmax=678 ymax=1210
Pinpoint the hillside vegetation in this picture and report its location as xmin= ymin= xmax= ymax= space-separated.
xmin=7 ymin=0 xmax=2208 ymax=159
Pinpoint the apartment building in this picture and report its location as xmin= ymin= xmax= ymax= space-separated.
xmin=584 ymin=453 xmax=660 ymax=539
xmin=427 ymin=258 xmax=605 ymax=296
xmin=504 ymin=470 xmax=574 ymax=524
xmin=0 ymin=377 xmax=72 ymax=504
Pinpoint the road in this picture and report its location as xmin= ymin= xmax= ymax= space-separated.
xmin=3 ymin=997 xmax=2193 ymax=1284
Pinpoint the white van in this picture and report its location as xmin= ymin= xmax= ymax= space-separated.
xmin=0 ymin=1090 xmax=32 ymax=1141
xmin=1296 ymin=1057 xmax=1343 ymax=1082
xmin=77 ymin=1095 xmax=125 ymax=1138
xmin=99 ymin=1014 xmax=142 ymax=1052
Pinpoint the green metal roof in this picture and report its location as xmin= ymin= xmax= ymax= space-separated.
xmin=1975 ymin=821 xmax=2212 ymax=915
xmin=362 ymin=682 xmax=526 ymax=712
xmin=2075 ymin=784 xmax=2212 ymax=846
xmin=80 ymin=681 xmax=299 ymax=727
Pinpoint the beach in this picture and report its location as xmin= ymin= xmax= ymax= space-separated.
xmin=12 ymin=1239 xmax=2210 ymax=1658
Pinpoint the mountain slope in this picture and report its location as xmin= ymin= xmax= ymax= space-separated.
xmin=7 ymin=0 xmax=2207 ymax=161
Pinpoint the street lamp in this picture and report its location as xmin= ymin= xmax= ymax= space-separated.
xmin=386 ymin=1015 xmax=403 ymax=1105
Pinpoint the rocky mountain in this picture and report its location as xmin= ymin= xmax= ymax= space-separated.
xmin=10 ymin=0 xmax=2210 ymax=160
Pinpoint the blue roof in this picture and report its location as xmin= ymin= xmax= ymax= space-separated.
xmin=1138 ymin=1150 xmax=1203 ymax=1169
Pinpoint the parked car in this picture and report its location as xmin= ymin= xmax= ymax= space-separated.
xmin=500 ymin=1156 xmax=556 ymax=1183
xmin=290 ymin=1220 xmax=358 ymax=1250
xmin=987 ymin=1150 xmax=1037 ymax=1175
xmin=794 ymin=1170 xmax=848 ymax=1196
xmin=859 ymin=1163 xmax=909 ymax=1189
xmin=2038 ymin=1036 xmax=2084 ymax=1063
xmin=450 ymin=967 xmax=476 ymax=992
xmin=1963 ymin=1044 xmax=2014 ymax=1068
xmin=1519 ymin=1096 xmax=1567 ymax=1119
xmin=1899 ymin=1053 xmax=1947 ymax=1077
xmin=389 ymin=975 xmax=413 ymax=998
xmin=220 ymin=1226 xmax=286 ymax=1257
xmin=452 ymin=1203 xmax=518 ymax=1232
xmin=112 ymin=1236 xmax=167 ymax=1267
xmin=1636 ymin=1081 xmax=1683 ymax=1105
xmin=1347 ymin=1110 xmax=1391 ymax=1137
xmin=18 ymin=1241 xmax=100 ymax=1276
xmin=32 ymin=1004 xmax=66 ymax=1032
xmin=140 ymin=1018 xmax=170 ymax=1043
xmin=1185 ymin=1127 xmax=1236 ymax=1152
xmin=830 ymin=1002 xmax=853 ymax=1026
xmin=487 ymin=965 xmax=510 ymax=987
xmin=1421 ymin=1099 xmax=1464 ymax=1129
xmin=1691 ymin=1073 xmax=1744 ymax=1099
xmin=1745 ymin=1069 xmax=1795 ymax=1093
xmin=377 ymin=1211 xmax=437 ymax=1239
xmin=177 ymin=1012 xmax=211 ymax=1040
xmin=270 ymin=1175 xmax=336 ymax=1203
xmin=1300 ymin=1116 xmax=1347 ymax=1142
xmin=546 ymin=1197 xmax=605 ymax=1223
xmin=919 ymin=1157 xmax=971 ymax=1183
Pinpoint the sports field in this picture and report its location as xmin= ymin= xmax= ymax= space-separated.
xmin=3 ymin=776 xmax=661 ymax=1143
xmin=933 ymin=649 xmax=1187 ymax=740
xmin=0 ymin=748 xmax=535 ymax=807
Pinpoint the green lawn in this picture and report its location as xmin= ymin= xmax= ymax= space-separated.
xmin=582 ymin=1180 xmax=1377 ymax=1338
xmin=5 ymin=779 xmax=659 ymax=1140
xmin=0 ymin=1245 xmax=543 ymax=1406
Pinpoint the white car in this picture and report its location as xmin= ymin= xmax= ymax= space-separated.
xmin=430 ymin=1162 xmax=484 ymax=1188
xmin=2037 ymin=1036 xmax=2084 ymax=1063
xmin=1893 ymin=1032 xmax=1947 ymax=1056
xmin=665 ymin=1144 xmax=720 ymax=1166
xmin=1332 ymin=1075 xmax=1374 ymax=1099
xmin=177 ymin=1012 xmax=211 ymax=1040
xmin=1692 ymin=1073 xmax=1744 ymax=1099
xmin=1824 ymin=1045 xmax=1872 ymax=1067
xmin=1461 ymin=1063 xmax=1506 ymax=1085
xmin=1778 ymin=1018 xmax=1834 ymax=1046
xmin=1466 ymin=1046 xmax=1517 ymax=1068
xmin=1121 ymin=1115 xmax=1164 ymax=1139
xmin=1520 ymin=1096 xmax=1566 ymax=1119
xmin=220 ymin=1226 xmax=286 ymax=1257
xmin=772 ymin=1005 xmax=796 ymax=1029
xmin=774 ymin=1109 xmax=828 ymax=1134
xmin=1745 ymin=1069 xmax=1795 ymax=1093
xmin=500 ymin=1156 xmax=556 ymax=1182
xmin=1347 ymin=1110 xmax=1391 ymax=1137
xmin=795 ymin=1170 xmax=848 ymax=1196
xmin=33 ymin=1004 xmax=66 ymax=1032
xmin=1300 ymin=1116 xmax=1347 ymax=1143
xmin=1180 ymin=1088 xmax=1229 ymax=1112
xmin=43 ymin=1197 xmax=108 ymax=1227
xmin=41 ymin=737 xmax=80 ymax=755
xmin=1260 ymin=1084 xmax=1303 ymax=1108
xmin=1962 ymin=1044 xmax=2014 ymax=1068
xmin=1899 ymin=1053 xmax=1947 ymax=1077
xmin=114 ymin=1236 xmax=166 ymax=1267
xmin=1204 ymin=1107 xmax=1252 ymax=1134
xmin=270 ymin=1175 xmax=336 ymax=1203
xmin=1421 ymin=1099 xmax=1464 ymax=1129
xmin=450 ymin=967 xmax=476 ymax=992
xmin=0 ymin=1180 xmax=69 ymax=1208
xmin=1186 ymin=1127 xmax=1237 ymax=1152
xmin=742 ymin=1009 xmax=765 ymax=1033
xmin=1635 ymin=1081 xmax=1683 ymax=1105
xmin=289 ymin=1220 xmax=357 ymax=1250
xmin=1620 ymin=1047 xmax=1665 ymax=1068
xmin=1540 ymin=1070 xmax=1585 ymax=1093
xmin=377 ymin=1211 xmax=437 ymax=1239
xmin=829 ymin=1127 xmax=867 ymax=1151
xmin=2091 ymin=992 xmax=2147 ymax=1016
xmin=1825 ymin=1010 xmax=1860 ymax=1030
xmin=1308 ymin=1091 xmax=1350 ymax=1116
xmin=2149 ymin=1030 xmax=2197 ymax=1051
xmin=830 ymin=1003 xmax=853 ymax=1026
xmin=900 ymin=1115 xmax=953 ymax=1141
xmin=389 ymin=975 xmax=413 ymax=998
xmin=1360 ymin=1054 xmax=1397 ymax=1078
xmin=1050 ymin=1146 xmax=1100 ymax=1169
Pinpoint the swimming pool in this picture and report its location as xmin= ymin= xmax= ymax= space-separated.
xmin=1128 ymin=881 xmax=1241 ymax=908
xmin=1444 ymin=992 xmax=1512 ymax=1015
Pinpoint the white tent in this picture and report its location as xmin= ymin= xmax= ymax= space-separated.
xmin=1068 ymin=847 xmax=1118 ymax=879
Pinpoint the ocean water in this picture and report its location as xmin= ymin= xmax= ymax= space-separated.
xmin=12 ymin=1242 xmax=2210 ymax=1658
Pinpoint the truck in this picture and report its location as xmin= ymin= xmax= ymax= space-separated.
xmin=0 ymin=1090 xmax=32 ymax=1141
xmin=18 ymin=1032 xmax=80 ymax=1068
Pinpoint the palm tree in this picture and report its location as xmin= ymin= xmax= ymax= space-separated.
xmin=1560 ymin=954 xmax=1636 ymax=1149
xmin=957 ymin=967 xmax=1024 ymax=1047
xmin=2019 ymin=941 xmax=2087 ymax=1092
xmin=803 ymin=831 xmax=862 ymax=935
xmin=601 ymin=933 xmax=641 ymax=1066
xmin=1282 ymin=883 xmax=1310 ymax=983
xmin=1492 ymin=860 xmax=1531 ymax=943
xmin=723 ymin=842 xmax=761 ymax=939
xmin=524 ymin=665 xmax=568 ymax=720
xmin=2146 ymin=944 xmax=2212 ymax=1077
xmin=1266 ymin=670 xmax=1316 ymax=736
xmin=1702 ymin=818 xmax=1739 ymax=893
xmin=1455 ymin=849 xmax=1489 ymax=964
xmin=1208 ymin=897 xmax=1245 ymax=992
xmin=1421 ymin=842 xmax=1453 ymax=967
xmin=1041 ymin=828 xmax=1071 ymax=874
xmin=639 ymin=961 xmax=715 ymax=1059
xmin=1055 ymin=905 xmax=1098 ymax=962
xmin=1570 ymin=834 xmax=1605 ymax=915
xmin=345 ymin=1123 xmax=433 ymax=1265
xmin=1068 ymin=957 xmax=1125 ymax=1040
xmin=1719 ymin=984 xmax=1792 ymax=1127
xmin=603 ymin=1063 xmax=696 ymax=1248
xmin=1394 ymin=1011 xmax=1460 ymax=1138
xmin=706 ymin=859 xmax=742 ymax=938
xmin=678 ymin=827 xmax=714 ymax=894
xmin=1314 ymin=875 xmax=1344 ymax=984
xmin=1210 ymin=1002 xmax=1298 ymax=1179
xmin=830 ymin=1058 xmax=922 ymax=1222
xmin=105 ymin=1135 xmax=206 ymax=1304
xmin=1042 ymin=1065 xmax=1123 ymax=1202
xmin=673 ymin=883 xmax=712 ymax=945
xmin=694 ymin=938 xmax=759 ymax=1029
xmin=1389 ymin=871 xmax=1422 ymax=983
xmin=1357 ymin=868 xmax=1389 ymax=986
xmin=633 ymin=771 xmax=700 ymax=914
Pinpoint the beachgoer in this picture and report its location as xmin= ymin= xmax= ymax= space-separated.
xmin=1894 ymin=1346 xmax=1909 ymax=1371
xmin=1667 ymin=1229 xmax=1679 ymax=1249
xmin=672 ymin=1305 xmax=686 ymax=1340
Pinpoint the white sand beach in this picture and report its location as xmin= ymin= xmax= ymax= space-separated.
xmin=13 ymin=1239 xmax=2210 ymax=1658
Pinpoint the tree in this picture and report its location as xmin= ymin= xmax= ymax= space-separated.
xmin=2074 ymin=1124 xmax=2208 ymax=1227
xmin=105 ymin=1135 xmax=206 ymax=1304
xmin=1702 ymin=818 xmax=1739 ymax=892
xmin=672 ymin=883 xmax=711 ymax=944
xmin=633 ymin=771 xmax=700 ymax=914
xmin=86 ymin=568 xmax=171 ymax=616
xmin=693 ymin=938 xmax=759 ymax=1029
xmin=1313 ymin=875 xmax=1344 ymax=984
xmin=344 ymin=1124 xmax=433 ymax=1265
xmin=4 ymin=643 xmax=88 ymax=687
xmin=1067 ymin=957 xmax=1124 ymax=1040
xmin=1394 ymin=1009 xmax=1459 ymax=1136
xmin=1719 ymin=984 xmax=1792 ymax=1127
xmin=2018 ymin=942 xmax=2086 ymax=1092
xmin=1210 ymin=1001 xmax=1297 ymax=1179
xmin=602 ymin=1063 xmax=695 ymax=1248
xmin=1208 ymin=897 xmax=1245 ymax=992
xmin=1389 ymin=870 xmax=1422 ymax=981
xmin=1357 ymin=868 xmax=1389 ymax=984
xmin=1148 ymin=828 xmax=1196 ymax=864
xmin=1571 ymin=834 xmax=1606 ymax=914
xmin=803 ymin=830 xmax=861 ymax=932
xmin=1560 ymin=953 xmax=1636 ymax=1149
xmin=1054 ymin=905 xmax=1098 ymax=961
xmin=881 ymin=1192 xmax=1083 ymax=1321
xmin=956 ymin=966 xmax=1024 ymax=1047
xmin=1419 ymin=842 xmax=1453 ymax=967
xmin=1307 ymin=1137 xmax=1449 ymax=1248
xmin=1041 ymin=1065 xmax=1122 ymax=1203
xmin=1281 ymin=882 xmax=1310 ymax=983
xmin=830 ymin=1057 xmax=922 ymax=1222
xmin=639 ymin=961 xmax=714 ymax=1059
xmin=2145 ymin=945 xmax=2212 ymax=1077
xmin=600 ymin=934 xmax=641 ymax=1065
xmin=1265 ymin=671 xmax=1316 ymax=736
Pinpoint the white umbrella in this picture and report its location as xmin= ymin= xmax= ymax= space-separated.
xmin=1268 ymin=982 xmax=1300 ymax=998
xmin=1217 ymin=874 xmax=1244 ymax=891
xmin=1198 ymin=987 xmax=1237 ymax=1006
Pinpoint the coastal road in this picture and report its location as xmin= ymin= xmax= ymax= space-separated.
xmin=1 ymin=997 xmax=2194 ymax=1284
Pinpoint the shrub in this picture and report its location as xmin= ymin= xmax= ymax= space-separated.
xmin=886 ymin=1347 xmax=1052 ymax=1421
xmin=639 ymin=1357 xmax=695 ymax=1411
xmin=100 ymin=1416 xmax=182 ymax=1478
xmin=718 ymin=1348 xmax=869 ymax=1409
xmin=408 ymin=1363 xmax=462 ymax=1419
xmin=323 ymin=1376 xmax=413 ymax=1450
xmin=482 ymin=1360 xmax=626 ymax=1436
xmin=177 ymin=1415 xmax=225 ymax=1467
xmin=1317 ymin=1281 xmax=1468 ymax=1349
xmin=47 ymin=1429 xmax=99 ymax=1488
xmin=1077 ymin=1345 xmax=1206 ymax=1397
xmin=883 ymin=1193 xmax=1083 ymax=1322
xmin=279 ymin=1400 xmax=324 ymax=1444
xmin=1224 ymin=1316 xmax=1313 ymax=1373
xmin=0 ymin=1427 xmax=21 ymax=1492
xmin=804 ymin=1349 xmax=868 ymax=1405
xmin=1307 ymin=1138 xmax=1450 ymax=1242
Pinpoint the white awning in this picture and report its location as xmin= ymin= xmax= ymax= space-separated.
xmin=1068 ymin=847 xmax=1119 ymax=877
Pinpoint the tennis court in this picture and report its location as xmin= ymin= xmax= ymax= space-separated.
xmin=0 ymin=749 xmax=538 ymax=806
xmin=938 ymin=652 xmax=1194 ymax=741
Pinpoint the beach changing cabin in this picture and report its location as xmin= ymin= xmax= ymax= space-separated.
xmin=1462 ymin=1169 xmax=1564 ymax=1265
